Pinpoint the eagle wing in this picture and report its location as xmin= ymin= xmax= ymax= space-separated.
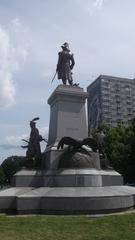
xmin=57 ymin=137 xmax=78 ymax=150
xmin=82 ymin=138 xmax=98 ymax=152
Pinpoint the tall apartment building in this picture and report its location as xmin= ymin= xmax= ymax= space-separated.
xmin=87 ymin=75 xmax=135 ymax=130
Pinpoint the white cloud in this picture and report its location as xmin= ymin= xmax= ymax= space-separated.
xmin=93 ymin=0 xmax=104 ymax=9
xmin=3 ymin=126 xmax=48 ymax=147
xmin=5 ymin=134 xmax=28 ymax=146
xmin=75 ymin=0 xmax=105 ymax=17
xmin=0 ymin=19 xmax=29 ymax=108
xmin=39 ymin=127 xmax=49 ymax=139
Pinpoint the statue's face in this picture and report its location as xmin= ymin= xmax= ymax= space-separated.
xmin=30 ymin=122 xmax=35 ymax=128
xmin=62 ymin=47 xmax=69 ymax=51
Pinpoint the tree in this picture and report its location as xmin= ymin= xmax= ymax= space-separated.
xmin=105 ymin=125 xmax=134 ymax=183
xmin=91 ymin=123 xmax=135 ymax=183
xmin=0 ymin=166 xmax=7 ymax=187
xmin=1 ymin=156 xmax=26 ymax=183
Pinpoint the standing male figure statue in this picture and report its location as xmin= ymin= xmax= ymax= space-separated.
xmin=56 ymin=42 xmax=75 ymax=85
xmin=22 ymin=117 xmax=45 ymax=167
xmin=28 ymin=118 xmax=43 ymax=162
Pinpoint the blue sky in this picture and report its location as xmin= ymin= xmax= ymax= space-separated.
xmin=0 ymin=0 xmax=135 ymax=162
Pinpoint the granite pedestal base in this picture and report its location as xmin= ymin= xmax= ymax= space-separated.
xmin=17 ymin=186 xmax=135 ymax=214
xmin=0 ymin=185 xmax=135 ymax=214
xmin=0 ymin=168 xmax=134 ymax=214
xmin=11 ymin=169 xmax=123 ymax=187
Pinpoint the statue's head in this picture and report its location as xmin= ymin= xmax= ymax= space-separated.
xmin=30 ymin=117 xmax=40 ymax=128
xmin=61 ymin=42 xmax=70 ymax=51
xmin=30 ymin=121 xmax=36 ymax=128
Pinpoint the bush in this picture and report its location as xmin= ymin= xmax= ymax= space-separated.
xmin=1 ymin=156 xmax=26 ymax=183
xmin=0 ymin=166 xmax=7 ymax=187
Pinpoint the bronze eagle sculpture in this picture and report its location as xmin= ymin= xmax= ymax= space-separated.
xmin=57 ymin=137 xmax=98 ymax=152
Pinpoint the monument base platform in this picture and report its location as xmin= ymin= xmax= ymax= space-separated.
xmin=0 ymin=169 xmax=134 ymax=215
xmin=0 ymin=186 xmax=135 ymax=214
xmin=11 ymin=169 xmax=123 ymax=187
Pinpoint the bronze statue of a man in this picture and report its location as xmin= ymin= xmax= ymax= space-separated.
xmin=28 ymin=118 xmax=42 ymax=162
xmin=56 ymin=42 xmax=75 ymax=85
xmin=22 ymin=117 xmax=45 ymax=167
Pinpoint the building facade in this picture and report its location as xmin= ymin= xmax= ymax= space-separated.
xmin=87 ymin=75 xmax=135 ymax=130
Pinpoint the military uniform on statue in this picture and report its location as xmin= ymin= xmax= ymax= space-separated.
xmin=56 ymin=42 xmax=75 ymax=85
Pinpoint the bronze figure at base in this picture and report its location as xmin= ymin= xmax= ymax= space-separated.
xmin=21 ymin=117 xmax=47 ymax=168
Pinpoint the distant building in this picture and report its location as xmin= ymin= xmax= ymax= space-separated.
xmin=87 ymin=75 xmax=135 ymax=130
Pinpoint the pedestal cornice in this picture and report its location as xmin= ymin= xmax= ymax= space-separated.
xmin=48 ymin=85 xmax=88 ymax=105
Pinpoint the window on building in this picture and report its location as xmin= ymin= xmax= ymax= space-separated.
xmin=117 ymin=112 xmax=122 ymax=116
xmin=115 ymin=94 xmax=120 ymax=98
xmin=116 ymin=107 xmax=121 ymax=111
xmin=128 ymin=119 xmax=132 ymax=124
xmin=125 ymin=85 xmax=131 ymax=91
xmin=126 ymin=101 xmax=131 ymax=105
xmin=117 ymin=119 xmax=122 ymax=124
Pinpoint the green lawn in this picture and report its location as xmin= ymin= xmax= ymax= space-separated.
xmin=0 ymin=213 xmax=135 ymax=240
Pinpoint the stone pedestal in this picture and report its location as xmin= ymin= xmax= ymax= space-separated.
xmin=47 ymin=85 xmax=88 ymax=146
xmin=43 ymin=85 xmax=89 ymax=170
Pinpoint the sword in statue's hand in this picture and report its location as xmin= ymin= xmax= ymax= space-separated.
xmin=51 ymin=71 xmax=57 ymax=84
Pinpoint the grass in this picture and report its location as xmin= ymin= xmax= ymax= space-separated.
xmin=0 ymin=213 xmax=135 ymax=240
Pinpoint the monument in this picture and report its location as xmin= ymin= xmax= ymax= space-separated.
xmin=0 ymin=43 xmax=135 ymax=214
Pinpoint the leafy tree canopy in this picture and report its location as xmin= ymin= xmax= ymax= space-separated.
xmin=1 ymin=156 xmax=26 ymax=183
